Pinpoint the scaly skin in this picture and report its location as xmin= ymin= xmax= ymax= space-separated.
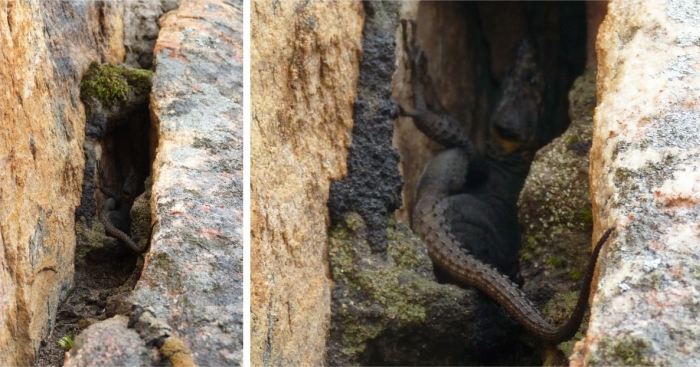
xmin=413 ymin=149 xmax=613 ymax=343
xmin=401 ymin=20 xmax=614 ymax=343
xmin=99 ymin=197 xmax=144 ymax=253
xmin=97 ymin=167 xmax=145 ymax=253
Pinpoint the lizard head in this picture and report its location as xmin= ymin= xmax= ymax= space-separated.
xmin=122 ymin=167 xmax=142 ymax=200
xmin=489 ymin=39 xmax=546 ymax=154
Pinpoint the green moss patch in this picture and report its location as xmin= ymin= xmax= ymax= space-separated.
xmin=80 ymin=62 xmax=153 ymax=108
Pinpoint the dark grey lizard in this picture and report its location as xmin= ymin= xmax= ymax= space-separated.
xmin=97 ymin=167 xmax=146 ymax=253
xmin=399 ymin=19 xmax=613 ymax=343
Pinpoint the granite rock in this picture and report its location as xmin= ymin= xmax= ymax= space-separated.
xmin=250 ymin=1 xmax=364 ymax=365
xmin=574 ymin=0 xmax=700 ymax=365
xmin=0 ymin=2 xmax=124 ymax=364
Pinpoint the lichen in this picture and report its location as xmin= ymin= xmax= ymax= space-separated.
xmin=74 ymin=216 xmax=110 ymax=256
xmin=328 ymin=212 xmax=465 ymax=363
xmin=595 ymin=336 xmax=654 ymax=366
xmin=80 ymin=62 xmax=153 ymax=108
xmin=542 ymin=291 xmax=584 ymax=355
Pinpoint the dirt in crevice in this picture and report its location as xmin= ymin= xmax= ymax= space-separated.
xmin=36 ymin=66 xmax=153 ymax=367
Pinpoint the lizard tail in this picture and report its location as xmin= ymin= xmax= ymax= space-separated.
xmin=419 ymin=198 xmax=613 ymax=343
xmin=99 ymin=199 xmax=145 ymax=254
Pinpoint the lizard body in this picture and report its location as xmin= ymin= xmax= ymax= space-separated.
xmin=400 ymin=20 xmax=612 ymax=343
xmin=97 ymin=167 xmax=146 ymax=253
xmin=99 ymin=197 xmax=144 ymax=253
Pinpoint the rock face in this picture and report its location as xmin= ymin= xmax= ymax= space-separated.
xmin=0 ymin=2 xmax=124 ymax=365
xmin=123 ymin=0 xmax=180 ymax=68
xmin=518 ymin=67 xmax=598 ymax=356
xmin=327 ymin=1 xmax=403 ymax=254
xmin=64 ymin=316 xmax=151 ymax=367
xmin=327 ymin=213 xmax=534 ymax=366
xmin=575 ymin=0 xmax=700 ymax=365
xmin=250 ymin=1 xmax=364 ymax=365
xmin=130 ymin=0 xmax=244 ymax=365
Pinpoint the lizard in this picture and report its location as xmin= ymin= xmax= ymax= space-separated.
xmin=97 ymin=166 xmax=147 ymax=254
xmin=398 ymin=19 xmax=614 ymax=343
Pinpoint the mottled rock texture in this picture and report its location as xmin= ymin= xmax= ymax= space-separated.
xmin=131 ymin=1 xmax=244 ymax=365
xmin=518 ymin=68 xmax=598 ymax=357
xmin=64 ymin=316 xmax=151 ymax=367
xmin=574 ymin=0 xmax=700 ymax=365
xmin=327 ymin=1 xmax=403 ymax=254
xmin=250 ymin=1 xmax=364 ymax=365
xmin=327 ymin=213 xmax=534 ymax=366
xmin=123 ymin=0 xmax=180 ymax=68
xmin=0 ymin=2 xmax=124 ymax=365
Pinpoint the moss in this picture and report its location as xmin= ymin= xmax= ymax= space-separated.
xmin=74 ymin=216 xmax=110 ymax=256
xmin=80 ymin=62 xmax=153 ymax=108
xmin=596 ymin=336 xmax=654 ymax=366
xmin=569 ymin=269 xmax=582 ymax=281
xmin=565 ymin=135 xmax=579 ymax=145
xmin=579 ymin=208 xmax=593 ymax=224
xmin=339 ymin=323 xmax=382 ymax=357
xmin=547 ymin=257 xmax=565 ymax=268
xmin=520 ymin=233 xmax=545 ymax=260
xmin=328 ymin=212 xmax=451 ymax=362
xmin=543 ymin=291 xmax=578 ymax=325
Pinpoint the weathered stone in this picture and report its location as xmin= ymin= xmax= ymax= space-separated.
xmin=64 ymin=316 xmax=152 ymax=367
xmin=327 ymin=1 xmax=403 ymax=254
xmin=573 ymin=0 xmax=700 ymax=365
xmin=250 ymin=1 xmax=364 ymax=365
xmin=0 ymin=2 xmax=124 ymax=365
xmin=130 ymin=1 xmax=244 ymax=366
xmin=130 ymin=175 xmax=153 ymax=251
xmin=123 ymin=0 xmax=180 ymax=69
xmin=518 ymin=67 xmax=598 ymax=356
xmin=327 ymin=213 xmax=534 ymax=366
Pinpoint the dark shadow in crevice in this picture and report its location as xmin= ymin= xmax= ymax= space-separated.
xmin=375 ymin=1 xmax=587 ymax=366
xmin=37 ymin=63 xmax=153 ymax=367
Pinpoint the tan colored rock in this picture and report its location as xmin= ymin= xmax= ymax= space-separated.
xmin=0 ymin=2 xmax=123 ymax=365
xmin=586 ymin=2 xmax=609 ymax=67
xmin=576 ymin=0 xmax=700 ymax=365
xmin=250 ymin=1 xmax=364 ymax=365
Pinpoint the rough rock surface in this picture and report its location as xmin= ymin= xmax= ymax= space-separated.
xmin=327 ymin=213 xmax=535 ymax=366
xmin=250 ymin=1 xmax=364 ymax=365
xmin=64 ymin=316 xmax=151 ymax=367
xmin=518 ymin=67 xmax=598 ymax=356
xmin=0 ymin=2 xmax=124 ymax=365
xmin=123 ymin=0 xmax=180 ymax=69
xmin=327 ymin=1 xmax=403 ymax=254
xmin=573 ymin=0 xmax=700 ymax=365
xmin=131 ymin=1 xmax=244 ymax=365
